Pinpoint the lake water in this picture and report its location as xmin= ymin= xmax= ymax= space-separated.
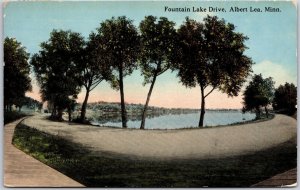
xmin=90 ymin=110 xmax=256 ymax=129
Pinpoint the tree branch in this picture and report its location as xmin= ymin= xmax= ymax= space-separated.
xmin=204 ymin=86 xmax=216 ymax=98
xmin=90 ymin=79 xmax=103 ymax=91
xmin=157 ymin=67 xmax=168 ymax=76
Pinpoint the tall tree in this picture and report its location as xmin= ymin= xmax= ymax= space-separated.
xmin=272 ymin=83 xmax=297 ymax=115
xmin=242 ymin=74 xmax=275 ymax=119
xmin=78 ymin=33 xmax=113 ymax=123
xmin=4 ymin=37 xmax=32 ymax=111
xmin=31 ymin=30 xmax=84 ymax=121
xmin=95 ymin=16 xmax=140 ymax=128
xmin=173 ymin=16 xmax=253 ymax=127
xmin=139 ymin=16 xmax=177 ymax=129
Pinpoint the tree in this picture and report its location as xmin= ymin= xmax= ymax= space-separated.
xmin=14 ymin=97 xmax=27 ymax=112
xmin=272 ymin=83 xmax=297 ymax=115
xmin=78 ymin=33 xmax=113 ymax=123
xmin=139 ymin=16 xmax=177 ymax=129
xmin=95 ymin=16 xmax=140 ymax=128
xmin=4 ymin=37 xmax=32 ymax=111
xmin=23 ymin=96 xmax=43 ymax=110
xmin=242 ymin=74 xmax=275 ymax=119
xmin=173 ymin=16 xmax=253 ymax=127
xmin=31 ymin=30 xmax=84 ymax=121
xmin=14 ymin=96 xmax=43 ymax=112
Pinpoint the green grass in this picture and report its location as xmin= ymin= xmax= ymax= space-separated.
xmin=13 ymin=123 xmax=296 ymax=187
xmin=4 ymin=111 xmax=28 ymax=124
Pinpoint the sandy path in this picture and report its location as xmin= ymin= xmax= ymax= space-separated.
xmin=22 ymin=114 xmax=296 ymax=160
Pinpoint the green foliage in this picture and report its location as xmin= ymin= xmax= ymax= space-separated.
xmin=4 ymin=111 xmax=27 ymax=124
xmin=13 ymin=123 xmax=296 ymax=187
xmin=139 ymin=16 xmax=177 ymax=85
xmin=96 ymin=16 xmax=140 ymax=79
xmin=23 ymin=96 xmax=43 ymax=110
xmin=242 ymin=74 xmax=275 ymax=118
xmin=13 ymin=96 xmax=43 ymax=111
xmin=31 ymin=30 xmax=84 ymax=120
xmin=4 ymin=37 xmax=32 ymax=111
xmin=272 ymin=83 xmax=297 ymax=115
xmin=174 ymin=16 xmax=252 ymax=94
xmin=82 ymin=32 xmax=114 ymax=91
xmin=172 ymin=16 xmax=253 ymax=126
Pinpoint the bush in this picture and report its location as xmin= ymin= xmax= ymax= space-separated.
xmin=4 ymin=111 xmax=27 ymax=124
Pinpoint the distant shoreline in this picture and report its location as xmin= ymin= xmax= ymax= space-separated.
xmin=77 ymin=101 xmax=243 ymax=112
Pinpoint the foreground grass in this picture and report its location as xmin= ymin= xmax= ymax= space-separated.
xmin=13 ymin=123 xmax=296 ymax=187
xmin=4 ymin=111 xmax=28 ymax=125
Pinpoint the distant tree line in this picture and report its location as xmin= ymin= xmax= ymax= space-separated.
xmin=242 ymin=74 xmax=297 ymax=118
xmin=15 ymin=96 xmax=43 ymax=112
xmin=82 ymin=101 xmax=199 ymax=116
xmin=4 ymin=15 xmax=297 ymax=128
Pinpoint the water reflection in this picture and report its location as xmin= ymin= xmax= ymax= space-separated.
xmin=95 ymin=111 xmax=195 ymax=124
xmin=90 ymin=110 xmax=256 ymax=129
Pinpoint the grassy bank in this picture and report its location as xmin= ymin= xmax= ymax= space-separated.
xmin=13 ymin=123 xmax=296 ymax=187
xmin=4 ymin=111 xmax=28 ymax=125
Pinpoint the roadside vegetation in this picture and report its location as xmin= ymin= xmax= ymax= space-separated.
xmin=4 ymin=96 xmax=42 ymax=124
xmin=13 ymin=123 xmax=296 ymax=187
xmin=4 ymin=111 xmax=27 ymax=125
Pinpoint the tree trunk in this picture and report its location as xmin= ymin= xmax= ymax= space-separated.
xmin=80 ymin=88 xmax=90 ymax=122
xmin=265 ymin=106 xmax=269 ymax=118
xmin=6 ymin=104 xmax=10 ymax=112
xmin=255 ymin=107 xmax=261 ymax=119
xmin=198 ymin=85 xmax=205 ymax=127
xmin=68 ymin=108 xmax=72 ymax=122
xmin=51 ymin=105 xmax=56 ymax=118
xmin=57 ymin=108 xmax=63 ymax=121
xmin=119 ymin=67 xmax=127 ymax=128
xmin=140 ymin=72 xmax=158 ymax=129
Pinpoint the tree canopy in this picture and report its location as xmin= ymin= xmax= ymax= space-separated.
xmin=4 ymin=37 xmax=32 ymax=111
xmin=31 ymin=30 xmax=85 ymax=120
xmin=272 ymin=83 xmax=297 ymax=115
xmin=139 ymin=16 xmax=177 ymax=129
xmin=95 ymin=16 xmax=140 ymax=128
xmin=173 ymin=16 xmax=253 ymax=127
xmin=242 ymin=74 xmax=275 ymax=118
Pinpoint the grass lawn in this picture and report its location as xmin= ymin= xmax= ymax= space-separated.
xmin=12 ymin=123 xmax=296 ymax=187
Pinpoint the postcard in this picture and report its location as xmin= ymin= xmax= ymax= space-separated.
xmin=3 ymin=0 xmax=297 ymax=187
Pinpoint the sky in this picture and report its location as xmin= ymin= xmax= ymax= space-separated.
xmin=3 ymin=1 xmax=297 ymax=109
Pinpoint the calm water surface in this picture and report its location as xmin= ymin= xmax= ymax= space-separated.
xmin=91 ymin=110 xmax=256 ymax=129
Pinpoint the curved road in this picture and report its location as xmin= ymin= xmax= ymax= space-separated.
xmin=22 ymin=114 xmax=296 ymax=160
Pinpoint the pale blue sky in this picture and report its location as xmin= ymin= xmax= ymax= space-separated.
xmin=4 ymin=1 xmax=297 ymax=108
